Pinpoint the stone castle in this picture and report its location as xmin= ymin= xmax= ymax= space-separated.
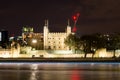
xmin=22 ymin=20 xmax=72 ymax=50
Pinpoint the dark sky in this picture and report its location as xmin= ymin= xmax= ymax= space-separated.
xmin=0 ymin=0 xmax=120 ymax=36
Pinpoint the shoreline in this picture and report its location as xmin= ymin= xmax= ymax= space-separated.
xmin=0 ymin=58 xmax=120 ymax=62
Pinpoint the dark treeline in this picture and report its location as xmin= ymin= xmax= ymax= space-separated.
xmin=65 ymin=33 xmax=120 ymax=58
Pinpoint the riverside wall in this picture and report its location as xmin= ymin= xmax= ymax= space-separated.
xmin=0 ymin=47 xmax=120 ymax=58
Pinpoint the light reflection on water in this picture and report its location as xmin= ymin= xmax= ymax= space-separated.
xmin=0 ymin=62 xmax=120 ymax=80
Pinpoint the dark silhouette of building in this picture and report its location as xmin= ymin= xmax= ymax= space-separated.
xmin=0 ymin=30 xmax=9 ymax=48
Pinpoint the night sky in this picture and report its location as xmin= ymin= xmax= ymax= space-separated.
xmin=0 ymin=0 xmax=120 ymax=36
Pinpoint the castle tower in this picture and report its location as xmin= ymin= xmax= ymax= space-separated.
xmin=66 ymin=19 xmax=71 ymax=35
xmin=43 ymin=20 xmax=49 ymax=49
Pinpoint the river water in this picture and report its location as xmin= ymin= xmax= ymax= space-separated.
xmin=0 ymin=62 xmax=120 ymax=80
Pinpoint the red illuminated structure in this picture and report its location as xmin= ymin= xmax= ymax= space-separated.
xmin=72 ymin=13 xmax=80 ymax=33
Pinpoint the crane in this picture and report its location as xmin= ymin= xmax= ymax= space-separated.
xmin=72 ymin=13 xmax=80 ymax=33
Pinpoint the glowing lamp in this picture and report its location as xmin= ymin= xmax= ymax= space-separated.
xmin=32 ymin=39 xmax=37 ymax=43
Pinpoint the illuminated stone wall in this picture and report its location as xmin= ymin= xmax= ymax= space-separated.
xmin=94 ymin=48 xmax=114 ymax=57
xmin=0 ymin=48 xmax=20 ymax=58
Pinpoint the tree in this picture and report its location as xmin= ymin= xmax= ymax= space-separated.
xmin=80 ymin=35 xmax=94 ymax=58
xmin=64 ymin=33 xmax=81 ymax=53
xmin=106 ymin=33 xmax=120 ymax=58
xmin=80 ymin=33 xmax=107 ymax=58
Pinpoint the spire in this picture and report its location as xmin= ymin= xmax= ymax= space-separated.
xmin=44 ymin=19 xmax=49 ymax=27
xmin=45 ymin=20 xmax=47 ymax=26
xmin=67 ymin=19 xmax=70 ymax=26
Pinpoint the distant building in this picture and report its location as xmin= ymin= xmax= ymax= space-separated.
xmin=22 ymin=26 xmax=43 ymax=40
xmin=0 ymin=30 xmax=9 ymax=48
xmin=1 ymin=30 xmax=9 ymax=43
xmin=43 ymin=20 xmax=71 ymax=50
xmin=22 ymin=26 xmax=34 ymax=41
xmin=22 ymin=26 xmax=43 ymax=49
xmin=0 ymin=32 xmax=1 ymax=42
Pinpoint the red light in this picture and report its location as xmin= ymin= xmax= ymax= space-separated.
xmin=72 ymin=13 xmax=80 ymax=21
xmin=71 ymin=70 xmax=81 ymax=80
xmin=73 ymin=16 xmax=77 ymax=20
xmin=76 ymin=13 xmax=80 ymax=17
xmin=71 ymin=12 xmax=80 ymax=33
xmin=72 ymin=26 xmax=77 ymax=32
xmin=72 ymin=16 xmax=77 ymax=21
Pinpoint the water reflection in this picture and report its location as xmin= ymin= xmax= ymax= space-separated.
xmin=71 ymin=70 xmax=81 ymax=80
xmin=30 ymin=64 xmax=38 ymax=70
xmin=30 ymin=71 xmax=37 ymax=80
xmin=30 ymin=64 xmax=38 ymax=80
xmin=0 ymin=62 xmax=119 ymax=80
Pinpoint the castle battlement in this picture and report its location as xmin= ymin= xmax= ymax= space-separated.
xmin=48 ymin=32 xmax=67 ymax=35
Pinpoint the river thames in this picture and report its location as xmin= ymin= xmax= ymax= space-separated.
xmin=0 ymin=62 xmax=120 ymax=80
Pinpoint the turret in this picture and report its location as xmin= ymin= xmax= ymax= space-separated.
xmin=43 ymin=20 xmax=49 ymax=49
xmin=66 ymin=19 xmax=71 ymax=35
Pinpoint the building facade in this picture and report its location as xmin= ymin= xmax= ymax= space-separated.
xmin=22 ymin=26 xmax=34 ymax=41
xmin=43 ymin=20 xmax=71 ymax=50
xmin=0 ymin=30 xmax=9 ymax=48
xmin=22 ymin=26 xmax=43 ymax=49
